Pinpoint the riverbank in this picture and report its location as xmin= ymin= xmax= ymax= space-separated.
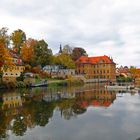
xmin=0 ymin=78 xmax=84 ymax=89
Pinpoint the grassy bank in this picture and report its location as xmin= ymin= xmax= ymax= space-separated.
xmin=47 ymin=78 xmax=84 ymax=87
xmin=48 ymin=80 xmax=68 ymax=87
xmin=0 ymin=77 xmax=84 ymax=89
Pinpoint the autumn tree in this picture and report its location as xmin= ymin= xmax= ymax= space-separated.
xmin=129 ymin=66 xmax=137 ymax=82
xmin=11 ymin=29 xmax=26 ymax=54
xmin=21 ymin=38 xmax=36 ymax=64
xmin=72 ymin=47 xmax=87 ymax=61
xmin=54 ymin=52 xmax=75 ymax=69
xmin=0 ymin=38 xmax=14 ymax=69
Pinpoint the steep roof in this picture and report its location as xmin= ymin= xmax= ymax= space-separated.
xmin=9 ymin=50 xmax=20 ymax=59
xmin=76 ymin=55 xmax=115 ymax=64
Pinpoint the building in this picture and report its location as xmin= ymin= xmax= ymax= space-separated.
xmin=43 ymin=65 xmax=62 ymax=73
xmin=76 ymin=55 xmax=116 ymax=82
xmin=116 ymin=66 xmax=131 ymax=78
xmin=75 ymin=86 xmax=116 ymax=108
xmin=2 ymin=50 xmax=25 ymax=82
xmin=43 ymin=65 xmax=75 ymax=78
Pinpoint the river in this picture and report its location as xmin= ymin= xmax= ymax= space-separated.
xmin=0 ymin=83 xmax=140 ymax=140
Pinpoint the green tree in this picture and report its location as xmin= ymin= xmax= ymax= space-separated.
xmin=11 ymin=29 xmax=26 ymax=54
xmin=0 ymin=27 xmax=10 ymax=47
xmin=32 ymin=40 xmax=53 ymax=67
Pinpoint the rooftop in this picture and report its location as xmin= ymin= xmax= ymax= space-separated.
xmin=76 ymin=55 xmax=115 ymax=64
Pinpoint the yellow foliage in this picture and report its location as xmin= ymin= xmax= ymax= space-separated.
xmin=0 ymin=39 xmax=14 ymax=69
xmin=21 ymin=39 xmax=36 ymax=63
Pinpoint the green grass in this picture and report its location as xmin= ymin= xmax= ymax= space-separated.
xmin=48 ymin=80 xmax=68 ymax=87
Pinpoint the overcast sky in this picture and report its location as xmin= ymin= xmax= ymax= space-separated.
xmin=0 ymin=0 xmax=140 ymax=67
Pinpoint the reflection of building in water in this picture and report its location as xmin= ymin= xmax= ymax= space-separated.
xmin=2 ymin=93 xmax=23 ymax=110
xmin=43 ymin=92 xmax=75 ymax=102
xmin=43 ymin=87 xmax=76 ymax=102
xmin=75 ymin=87 xmax=116 ymax=108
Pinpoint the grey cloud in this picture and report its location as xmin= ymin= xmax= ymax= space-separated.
xmin=0 ymin=0 xmax=140 ymax=66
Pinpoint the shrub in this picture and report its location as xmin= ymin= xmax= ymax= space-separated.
xmin=25 ymin=64 xmax=31 ymax=72
xmin=16 ymin=73 xmax=25 ymax=81
xmin=16 ymin=81 xmax=26 ymax=88
xmin=67 ymin=77 xmax=84 ymax=86
xmin=31 ymin=67 xmax=41 ymax=74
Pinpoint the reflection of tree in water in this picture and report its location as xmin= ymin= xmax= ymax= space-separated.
xmin=10 ymin=99 xmax=55 ymax=136
xmin=0 ymin=112 xmax=8 ymax=139
xmin=57 ymin=99 xmax=76 ymax=120
xmin=12 ymin=114 xmax=27 ymax=136
xmin=72 ymin=103 xmax=87 ymax=115
xmin=0 ymin=85 xmax=117 ymax=138
xmin=20 ymin=96 xmax=55 ymax=127
xmin=33 ymin=101 xmax=55 ymax=126
xmin=56 ymin=98 xmax=87 ymax=120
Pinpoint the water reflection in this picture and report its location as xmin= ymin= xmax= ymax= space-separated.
xmin=0 ymin=84 xmax=139 ymax=140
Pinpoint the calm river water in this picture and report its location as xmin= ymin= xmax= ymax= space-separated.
xmin=0 ymin=83 xmax=140 ymax=140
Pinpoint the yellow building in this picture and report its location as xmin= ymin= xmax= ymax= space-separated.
xmin=2 ymin=50 xmax=25 ymax=82
xmin=76 ymin=55 xmax=116 ymax=82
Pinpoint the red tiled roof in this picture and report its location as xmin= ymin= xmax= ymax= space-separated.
xmin=9 ymin=50 xmax=21 ymax=59
xmin=77 ymin=55 xmax=114 ymax=64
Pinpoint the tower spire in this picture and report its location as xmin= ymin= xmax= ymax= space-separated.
xmin=59 ymin=44 xmax=62 ymax=54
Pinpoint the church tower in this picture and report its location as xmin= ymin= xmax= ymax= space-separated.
xmin=59 ymin=44 xmax=62 ymax=54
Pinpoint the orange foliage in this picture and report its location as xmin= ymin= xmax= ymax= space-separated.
xmin=21 ymin=39 xmax=36 ymax=63
xmin=0 ymin=40 xmax=14 ymax=68
xmin=31 ymin=67 xmax=41 ymax=74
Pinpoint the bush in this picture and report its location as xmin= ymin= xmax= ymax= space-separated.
xmin=16 ymin=73 xmax=25 ymax=81
xmin=16 ymin=81 xmax=26 ymax=88
xmin=25 ymin=64 xmax=31 ymax=72
xmin=67 ymin=77 xmax=84 ymax=86
xmin=116 ymin=76 xmax=132 ymax=83
xmin=31 ymin=67 xmax=41 ymax=74
xmin=34 ymin=74 xmax=40 ymax=79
